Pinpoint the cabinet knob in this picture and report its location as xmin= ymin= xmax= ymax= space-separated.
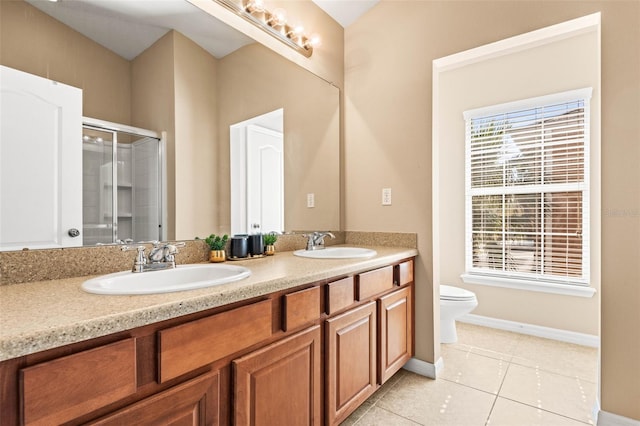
xmin=68 ymin=228 xmax=80 ymax=238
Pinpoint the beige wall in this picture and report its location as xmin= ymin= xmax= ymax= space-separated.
xmin=130 ymin=32 xmax=177 ymax=239
xmin=0 ymin=0 xmax=131 ymax=124
xmin=216 ymin=43 xmax=340 ymax=233
xmin=132 ymin=31 xmax=220 ymax=241
xmin=437 ymin=31 xmax=600 ymax=335
xmin=345 ymin=0 xmax=639 ymax=420
xmin=173 ymin=32 xmax=219 ymax=239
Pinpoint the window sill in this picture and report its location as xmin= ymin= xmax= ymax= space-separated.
xmin=460 ymin=274 xmax=596 ymax=298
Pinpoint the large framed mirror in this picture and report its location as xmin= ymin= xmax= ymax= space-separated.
xmin=0 ymin=0 xmax=339 ymax=250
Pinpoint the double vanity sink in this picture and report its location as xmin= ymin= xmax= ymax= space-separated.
xmin=81 ymin=246 xmax=378 ymax=295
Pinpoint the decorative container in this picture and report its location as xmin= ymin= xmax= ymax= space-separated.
xmin=209 ymin=249 xmax=226 ymax=263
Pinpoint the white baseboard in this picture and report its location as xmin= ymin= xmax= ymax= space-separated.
xmin=402 ymin=356 xmax=444 ymax=379
xmin=598 ymin=410 xmax=640 ymax=426
xmin=459 ymin=313 xmax=599 ymax=347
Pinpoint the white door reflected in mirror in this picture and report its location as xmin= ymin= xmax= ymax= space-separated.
xmin=0 ymin=65 xmax=83 ymax=251
xmin=231 ymin=109 xmax=284 ymax=235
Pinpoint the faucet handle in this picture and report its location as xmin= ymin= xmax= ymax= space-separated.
xmin=121 ymin=245 xmax=147 ymax=271
xmin=121 ymin=245 xmax=146 ymax=253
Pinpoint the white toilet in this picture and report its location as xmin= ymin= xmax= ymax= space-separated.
xmin=440 ymin=285 xmax=478 ymax=343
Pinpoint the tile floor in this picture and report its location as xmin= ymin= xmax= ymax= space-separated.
xmin=342 ymin=322 xmax=599 ymax=426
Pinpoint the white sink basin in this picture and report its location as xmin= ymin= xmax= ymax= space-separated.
xmin=293 ymin=247 xmax=377 ymax=259
xmin=82 ymin=264 xmax=251 ymax=295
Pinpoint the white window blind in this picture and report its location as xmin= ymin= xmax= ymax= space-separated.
xmin=464 ymin=88 xmax=592 ymax=286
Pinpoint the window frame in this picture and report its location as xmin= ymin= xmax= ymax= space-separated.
xmin=461 ymin=88 xmax=594 ymax=297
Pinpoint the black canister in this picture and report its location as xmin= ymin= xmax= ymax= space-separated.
xmin=249 ymin=234 xmax=264 ymax=256
xmin=230 ymin=235 xmax=249 ymax=258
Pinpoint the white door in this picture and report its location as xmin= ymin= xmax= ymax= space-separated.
xmin=0 ymin=65 xmax=83 ymax=251
xmin=246 ymin=125 xmax=284 ymax=234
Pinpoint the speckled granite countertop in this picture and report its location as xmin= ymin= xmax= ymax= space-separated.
xmin=0 ymin=245 xmax=417 ymax=362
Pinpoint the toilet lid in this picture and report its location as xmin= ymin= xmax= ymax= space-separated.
xmin=440 ymin=285 xmax=476 ymax=301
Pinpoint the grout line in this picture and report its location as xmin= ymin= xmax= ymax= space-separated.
xmin=497 ymin=396 xmax=594 ymax=425
xmin=367 ymin=405 xmax=424 ymax=426
xmin=485 ymin=360 xmax=514 ymax=425
xmin=437 ymin=376 xmax=502 ymax=398
xmin=351 ymin=369 xmax=411 ymax=424
xmin=507 ymin=357 xmax=599 ymax=384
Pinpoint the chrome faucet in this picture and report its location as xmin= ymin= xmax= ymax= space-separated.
xmin=122 ymin=241 xmax=186 ymax=273
xmin=302 ymin=232 xmax=335 ymax=251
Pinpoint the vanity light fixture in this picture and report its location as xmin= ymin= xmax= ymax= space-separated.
xmin=215 ymin=0 xmax=319 ymax=57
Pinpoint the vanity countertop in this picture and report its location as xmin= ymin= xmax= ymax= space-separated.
xmin=0 ymin=245 xmax=417 ymax=362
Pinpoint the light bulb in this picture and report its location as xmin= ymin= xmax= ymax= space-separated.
xmin=245 ymin=0 xmax=264 ymax=13
xmin=286 ymin=25 xmax=304 ymax=40
xmin=269 ymin=8 xmax=287 ymax=27
xmin=306 ymin=34 xmax=321 ymax=49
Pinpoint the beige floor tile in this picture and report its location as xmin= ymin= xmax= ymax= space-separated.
xmin=440 ymin=345 xmax=509 ymax=394
xmin=452 ymin=322 xmax=522 ymax=356
xmin=500 ymin=364 xmax=597 ymax=424
xmin=376 ymin=372 xmax=495 ymax=426
xmin=350 ymin=406 xmax=421 ymax=426
xmin=511 ymin=335 xmax=598 ymax=381
xmin=342 ymin=369 xmax=411 ymax=424
xmin=488 ymin=397 xmax=593 ymax=426
xmin=341 ymin=400 xmax=374 ymax=426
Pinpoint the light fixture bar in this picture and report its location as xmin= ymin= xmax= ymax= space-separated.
xmin=214 ymin=0 xmax=315 ymax=58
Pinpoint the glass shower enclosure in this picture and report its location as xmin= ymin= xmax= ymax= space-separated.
xmin=82 ymin=118 xmax=163 ymax=245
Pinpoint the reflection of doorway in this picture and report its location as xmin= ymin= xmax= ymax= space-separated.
xmin=230 ymin=109 xmax=284 ymax=235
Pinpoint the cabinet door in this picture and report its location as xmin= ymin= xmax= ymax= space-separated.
xmin=325 ymin=301 xmax=377 ymax=426
xmin=379 ymin=286 xmax=413 ymax=384
xmin=234 ymin=325 xmax=321 ymax=426
xmin=88 ymin=371 xmax=220 ymax=426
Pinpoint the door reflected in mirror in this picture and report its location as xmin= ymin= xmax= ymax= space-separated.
xmin=230 ymin=109 xmax=284 ymax=236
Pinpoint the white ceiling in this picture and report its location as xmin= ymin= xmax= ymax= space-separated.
xmin=311 ymin=0 xmax=379 ymax=28
xmin=26 ymin=0 xmax=255 ymax=60
xmin=25 ymin=0 xmax=378 ymax=61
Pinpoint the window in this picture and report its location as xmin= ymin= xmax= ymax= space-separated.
xmin=463 ymin=88 xmax=592 ymax=289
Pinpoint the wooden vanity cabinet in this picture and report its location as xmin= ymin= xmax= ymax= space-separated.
xmin=0 ymin=257 xmax=415 ymax=426
xmin=325 ymin=260 xmax=415 ymax=425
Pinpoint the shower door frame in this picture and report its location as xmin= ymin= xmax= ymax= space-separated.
xmin=82 ymin=117 xmax=166 ymax=244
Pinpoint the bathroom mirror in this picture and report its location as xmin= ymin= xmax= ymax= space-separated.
xmin=0 ymin=0 xmax=339 ymax=249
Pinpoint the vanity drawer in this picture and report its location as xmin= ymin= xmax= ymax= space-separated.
xmin=158 ymin=300 xmax=272 ymax=383
xmin=283 ymin=286 xmax=321 ymax=331
xmin=356 ymin=266 xmax=393 ymax=301
xmin=20 ymin=338 xmax=137 ymax=426
xmin=396 ymin=260 xmax=414 ymax=286
xmin=326 ymin=276 xmax=355 ymax=315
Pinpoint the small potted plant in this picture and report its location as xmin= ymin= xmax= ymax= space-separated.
xmin=263 ymin=232 xmax=278 ymax=256
xmin=205 ymin=234 xmax=228 ymax=262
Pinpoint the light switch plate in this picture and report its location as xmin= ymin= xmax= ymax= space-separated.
xmin=382 ymin=188 xmax=392 ymax=205
xmin=307 ymin=193 xmax=315 ymax=208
